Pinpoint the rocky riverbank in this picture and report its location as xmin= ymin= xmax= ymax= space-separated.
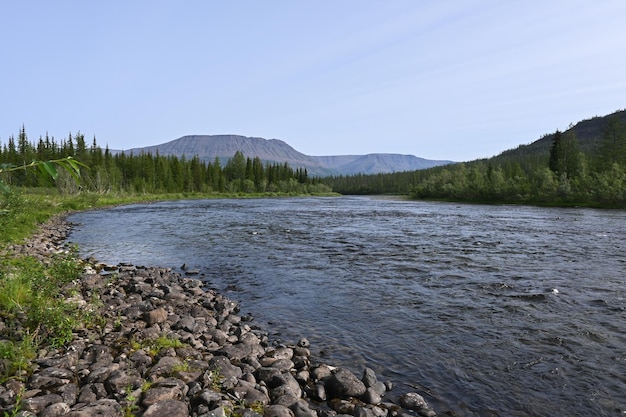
xmin=0 ymin=216 xmax=438 ymax=417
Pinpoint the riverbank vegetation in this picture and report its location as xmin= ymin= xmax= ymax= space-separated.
xmin=322 ymin=110 xmax=626 ymax=208
xmin=0 ymin=127 xmax=331 ymax=195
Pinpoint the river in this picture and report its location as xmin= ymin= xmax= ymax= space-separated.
xmin=66 ymin=196 xmax=626 ymax=417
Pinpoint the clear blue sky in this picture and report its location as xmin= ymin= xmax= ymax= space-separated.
xmin=2 ymin=1 xmax=625 ymax=161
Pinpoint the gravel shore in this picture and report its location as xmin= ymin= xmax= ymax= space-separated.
xmin=0 ymin=215 xmax=437 ymax=417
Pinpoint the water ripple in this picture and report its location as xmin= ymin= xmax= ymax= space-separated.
xmin=68 ymin=197 xmax=626 ymax=417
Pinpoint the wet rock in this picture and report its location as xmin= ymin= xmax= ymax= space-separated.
xmin=398 ymin=393 xmax=436 ymax=417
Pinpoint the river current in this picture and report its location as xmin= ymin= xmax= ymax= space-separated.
xmin=66 ymin=197 xmax=626 ymax=417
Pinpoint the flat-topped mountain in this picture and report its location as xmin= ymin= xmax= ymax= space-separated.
xmin=124 ymin=135 xmax=453 ymax=176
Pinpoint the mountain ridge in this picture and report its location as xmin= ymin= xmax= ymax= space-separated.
xmin=124 ymin=135 xmax=453 ymax=176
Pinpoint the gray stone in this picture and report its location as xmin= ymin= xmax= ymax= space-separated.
xmin=21 ymin=394 xmax=63 ymax=414
xmin=228 ymin=380 xmax=270 ymax=406
xmin=57 ymin=382 xmax=79 ymax=405
xmin=142 ymin=386 xmax=184 ymax=407
xmin=66 ymin=398 xmax=123 ymax=417
xmin=311 ymin=364 xmax=333 ymax=381
xmin=145 ymin=307 xmax=168 ymax=325
xmin=40 ymin=402 xmax=71 ymax=417
xmin=325 ymin=368 xmax=367 ymax=399
xmin=290 ymin=399 xmax=317 ymax=417
xmin=270 ymin=359 xmax=295 ymax=372
xmin=78 ymin=383 xmax=108 ymax=403
xmin=105 ymin=369 xmax=142 ymax=395
xmin=354 ymin=405 xmax=376 ymax=417
xmin=142 ymin=399 xmax=189 ymax=417
xmin=362 ymin=368 xmax=377 ymax=388
xmin=264 ymin=347 xmax=293 ymax=362
xmin=193 ymin=388 xmax=224 ymax=407
xmin=85 ymin=363 xmax=120 ymax=383
xmin=264 ymin=404 xmax=295 ymax=417
xmin=362 ymin=387 xmax=382 ymax=405
xmin=398 ymin=393 xmax=428 ymax=411
xmin=209 ymin=356 xmax=243 ymax=388
xmin=255 ymin=367 xmax=281 ymax=384
xmin=206 ymin=406 xmax=228 ymax=417
xmin=147 ymin=356 xmax=183 ymax=379
xmin=272 ymin=394 xmax=300 ymax=408
xmin=268 ymin=373 xmax=302 ymax=399
xmin=174 ymin=315 xmax=199 ymax=332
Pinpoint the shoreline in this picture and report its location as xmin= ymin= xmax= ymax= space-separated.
xmin=0 ymin=215 xmax=438 ymax=417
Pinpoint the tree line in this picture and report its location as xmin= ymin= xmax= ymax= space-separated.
xmin=0 ymin=127 xmax=330 ymax=195
xmin=322 ymin=113 xmax=626 ymax=207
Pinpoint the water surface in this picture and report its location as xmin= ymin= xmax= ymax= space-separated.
xmin=67 ymin=197 xmax=626 ymax=416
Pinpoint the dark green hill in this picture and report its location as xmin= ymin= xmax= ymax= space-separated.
xmin=493 ymin=109 xmax=626 ymax=163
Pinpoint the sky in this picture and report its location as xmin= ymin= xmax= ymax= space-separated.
xmin=1 ymin=1 xmax=625 ymax=162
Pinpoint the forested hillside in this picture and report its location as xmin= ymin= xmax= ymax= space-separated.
xmin=322 ymin=110 xmax=626 ymax=207
xmin=0 ymin=128 xmax=330 ymax=195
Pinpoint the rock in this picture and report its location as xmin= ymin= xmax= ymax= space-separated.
xmin=362 ymin=387 xmax=382 ymax=405
xmin=142 ymin=386 xmax=184 ymax=407
xmin=264 ymin=404 xmax=295 ymax=417
xmin=147 ymin=356 xmax=183 ymax=379
xmin=354 ymin=405 xmax=376 ymax=417
xmin=57 ymin=383 xmax=79 ymax=405
xmin=144 ymin=307 xmax=168 ymax=325
xmin=192 ymin=388 xmax=224 ymax=407
xmin=142 ymin=399 xmax=189 ymax=417
xmin=362 ymin=368 xmax=378 ymax=388
xmin=290 ymin=399 xmax=318 ymax=417
xmin=78 ymin=383 xmax=109 ymax=403
xmin=66 ymin=398 xmax=123 ymax=417
xmin=209 ymin=356 xmax=243 ymax=388
xmin=398 ymin=393 xmax=428 ymax=411
xmin=311 ymin=364 xmax=333 ymax=381
xmin=228 ymin=380 xmax=270 ymax=406
xmin=325 ymin=368 xmax=367 ymax=399
xmin=105 ymin=369 xmax=142 ymax=395
xmin=268 ymin=373 xmax=302 ymax=400
xmin=40 ymin=402 xmax=71 ymax=417
xmin=21 ymin=394 xmax=63 ymax=414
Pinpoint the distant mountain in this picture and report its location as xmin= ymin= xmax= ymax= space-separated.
xmin=310 ymin=154 xmax=451 ymax=175
xmin=124 ymin=135 xmax=453 ymax=176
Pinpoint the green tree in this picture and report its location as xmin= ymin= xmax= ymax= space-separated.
xmin=549 ymin=129 xmax=582 ymax=179
xmin=596 ymin=115 xmax=626 ymax=170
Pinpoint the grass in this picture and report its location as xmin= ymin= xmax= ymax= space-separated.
xmin=0 ymin=249 xmax=85 ymax=381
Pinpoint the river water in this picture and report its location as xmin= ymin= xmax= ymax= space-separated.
xmin=66 ymin=197 xmax=626 ymax=417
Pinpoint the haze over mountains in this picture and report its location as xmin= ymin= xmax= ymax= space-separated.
xmin=124 ymin=135 xmax=453 ymax=177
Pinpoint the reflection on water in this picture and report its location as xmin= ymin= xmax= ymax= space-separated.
xmin=68 ymin=197 xmax=626 ymax=417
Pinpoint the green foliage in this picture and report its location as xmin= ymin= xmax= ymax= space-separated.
xmin=0 ymin=251 xmax=83 ymax=349
xmin=1 ymin=128 xmax=329 ymax=196
xmin=323 ymin=110 xmax=626 ymax=207
xmin=0 ymin=335 xmax=37 ymax=382
xmin=131 ymin=335 xmax=185 ymax=357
